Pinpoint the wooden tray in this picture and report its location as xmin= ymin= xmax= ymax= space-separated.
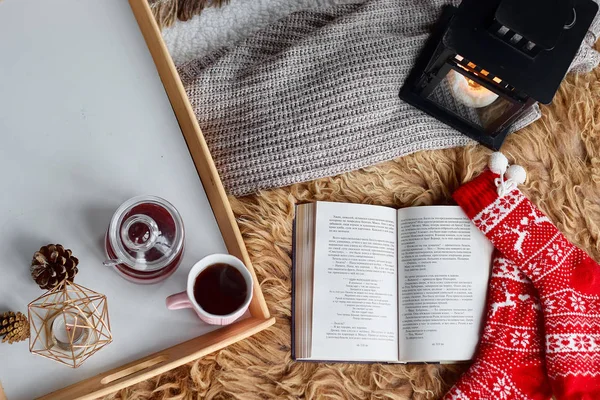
xmin=0 ymin=1 xmax=274 ymax=399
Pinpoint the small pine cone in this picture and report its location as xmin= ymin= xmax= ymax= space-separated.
xmin=0 ymin=311 xmax=30 ymax=344
xmin=30 ymin=244 xmax=79 ymax=290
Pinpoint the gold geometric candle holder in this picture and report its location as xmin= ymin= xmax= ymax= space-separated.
xmin=28 ymin=281 xmax=112 ymax=368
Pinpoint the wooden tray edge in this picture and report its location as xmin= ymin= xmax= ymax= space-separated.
xmin=36 ymin=317 xmax=276 ymax=400
xmin=127 ymin=0 xmax=270 ymax=321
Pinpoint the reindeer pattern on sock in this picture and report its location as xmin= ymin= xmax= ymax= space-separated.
xmin=490 ymin=257 xmax=542 ymax=317
xmin=493 ymin=224 xmax=530 ymax=258
xmin=490 ymin=282 xmax=517 ymax=317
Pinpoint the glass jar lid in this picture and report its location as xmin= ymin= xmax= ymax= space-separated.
xmin=106 ymin=195 xmax=184 ymax=273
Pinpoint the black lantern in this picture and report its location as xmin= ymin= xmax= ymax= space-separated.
xmin=400 ymin=0 xmax=599 ymax=149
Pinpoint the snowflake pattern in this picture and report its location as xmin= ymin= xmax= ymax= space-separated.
xmin=476 ymin=211 xmax=495 ymax=230
xmin=546 ymin=243 xmax=564 ymax=262
xmin=472 ymin=191 xmax=524 ymax=234
xmin=573 ymin=336 xmax=593 ymax=351
xmin=543 ymin=298 xmax=556 ymax=313
xmin=498 ymin=195 xmax=517 ymax=209
xmin=546 ymin=334 xmax=599 ymax=353
xmin=527 ymin=261 xmax=542 ymax=278
xmin=482 ymin=325 xmax=495 ymax=341
xmin=510 ymin=330 xmax=530 ymax=348
xmin=570 ymin=294 xmax=586 ymax=312
xmin=492 ymin=378 xmax=512 ymax=399
xmin=546 ymin=335 xmax=562 ymax=353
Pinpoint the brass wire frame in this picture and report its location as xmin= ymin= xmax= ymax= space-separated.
xmin=28 ymin=281 xmax=112 ymax=368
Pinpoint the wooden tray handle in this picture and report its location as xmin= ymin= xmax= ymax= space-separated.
xmin=100 ymin=355 xmax=169 ymax=385
xmin=37 ymin=317 xmax=275 ymax=400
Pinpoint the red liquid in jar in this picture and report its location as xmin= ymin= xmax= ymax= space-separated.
xmin=105 ymin=202 xmax=184 ymax=282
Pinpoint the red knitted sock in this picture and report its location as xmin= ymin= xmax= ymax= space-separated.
xmin=454 ymin=165 xmax=600 ymax=400
xmin=443 ymin=253 xmax=551 ymax=400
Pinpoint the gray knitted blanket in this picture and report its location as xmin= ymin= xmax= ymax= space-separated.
xmin=178 ymin=0 xmax=600 ymax=196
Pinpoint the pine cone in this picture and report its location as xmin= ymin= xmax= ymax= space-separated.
xmin=31 ymin=244 xmax=79 ymax=290
xmin=0 ymin=311 xmax=30 ymax=344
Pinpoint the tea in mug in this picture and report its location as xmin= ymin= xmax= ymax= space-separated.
xmin=193 ymin=263 xmax=248 ymax=315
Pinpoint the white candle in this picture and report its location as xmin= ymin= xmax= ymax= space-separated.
xmin=447 ymin=70 xmax=499 ymax=108
xmin=51 ymin=311 xmax=85 ymax=349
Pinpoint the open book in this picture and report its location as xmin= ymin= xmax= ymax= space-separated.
xmin=293 ymin=201 xmax=493 ymax=363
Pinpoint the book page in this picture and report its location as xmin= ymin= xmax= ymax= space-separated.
xmin=310 ymin=202 xmax=399 ymax=362
xmin=397 ymin=206 xmax=493 ymax=362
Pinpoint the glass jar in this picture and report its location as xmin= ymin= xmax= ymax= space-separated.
xmin=104 ymin=195 xmax=185 ymax=284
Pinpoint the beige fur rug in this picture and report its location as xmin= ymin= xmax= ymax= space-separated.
xmin=149 ymin=0 xmax=227 ymax=28
xmin=105 ymin=44 xmax=600 ymax=399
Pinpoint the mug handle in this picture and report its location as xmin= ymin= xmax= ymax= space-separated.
xmin=166 ymin=291 xmax=192 ymax=310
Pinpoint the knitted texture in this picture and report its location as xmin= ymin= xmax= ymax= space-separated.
xmin=570 ymin=5 xmax=600 ymax=73
xmin=444 ymin=253 xmax=551 ymax=400
xmin=177 ymin=0 xmax=600 ymax=196
xmin=453 ymin=170 xmax=600 ymax=400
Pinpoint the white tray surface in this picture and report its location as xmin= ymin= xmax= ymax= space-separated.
xmin=0 ymin=0 xmax=232 ymax=398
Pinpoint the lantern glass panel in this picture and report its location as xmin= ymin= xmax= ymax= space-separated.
xmin=426 ymin=68 xmax=515 ymax=133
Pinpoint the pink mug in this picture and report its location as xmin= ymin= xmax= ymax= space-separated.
xmin=165 ymin=254 xmax=253 ymax=325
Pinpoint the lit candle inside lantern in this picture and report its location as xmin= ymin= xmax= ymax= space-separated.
xmin=447 ymin=69 xmax=499 ymax=108
xmin=51 ymin=311 xmax=86 ymax=350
